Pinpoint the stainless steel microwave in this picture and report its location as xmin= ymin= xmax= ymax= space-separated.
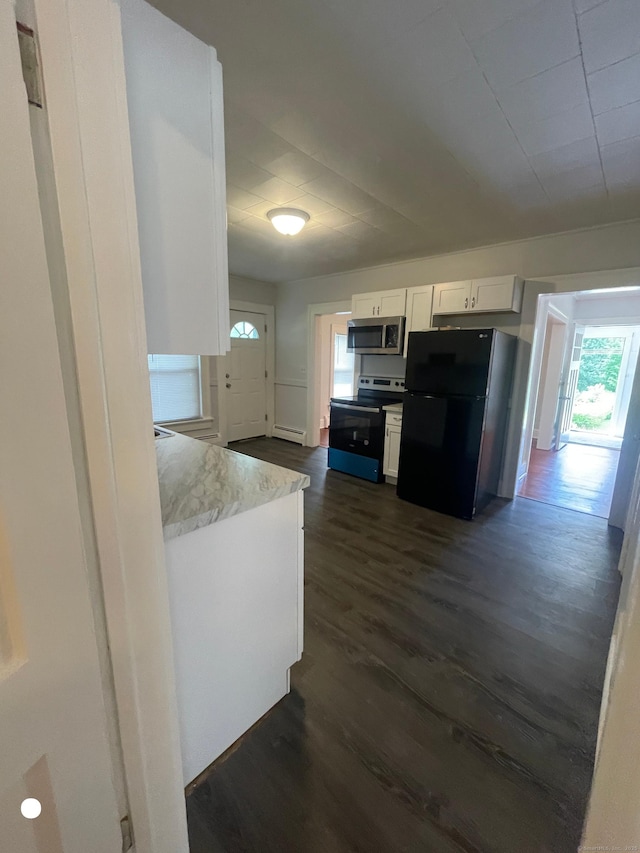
xmin=347 ymin=316 xmax=405 ymax=355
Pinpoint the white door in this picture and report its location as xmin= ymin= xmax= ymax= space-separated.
xmin=555 ymin=325 xmax=584 ymax=451
xmin=536 ymin=319 xmax=568 ymax=450
xmin=433 ymin=281 xmax=471 ymax=315
xmin=378 ymin=289 xmax=406 ymax=317
xmin=470 ymin=276 xmax=515 ymax=312
xmin=610 ymin=350 xmax=640 ymax=530
xmin=351 ymin=293 xmax=379 ymax=318
xmin=226 ymin=310 xmax=267 ymax=442
xmin=0 ymin=8 xmax=121 ymax=850
xmin=383 ymin=426 xmax=402 ymax=478
xmin=404 ymin=285 xmax=434 ymax=357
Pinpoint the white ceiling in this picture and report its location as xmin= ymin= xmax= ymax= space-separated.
xmin=150 ymin=0 xmax=640 ymax=282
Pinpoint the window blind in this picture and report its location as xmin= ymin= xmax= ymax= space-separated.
xmin=147 ymin=354 xmax=201 ymax=422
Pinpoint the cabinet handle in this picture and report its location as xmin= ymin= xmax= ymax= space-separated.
xmin=464 ymin=297 xmax=468 ymax=308
xmin=471 ymin=297 xmax=476 ymax=308
xmin=226 ymin=383 xmax=231 ymax=388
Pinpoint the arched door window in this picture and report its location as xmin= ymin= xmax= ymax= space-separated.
xmin=230 ymin=321 xmax=259 ymax=339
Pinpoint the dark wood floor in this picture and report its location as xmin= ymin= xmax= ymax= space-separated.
xmin=187 ymin=439 xmax=622 ymax=853
xmin=518 ymin=442 xmax=620 ymax=518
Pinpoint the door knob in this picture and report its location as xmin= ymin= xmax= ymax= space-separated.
xmin=225 ymin=373 xmax=230 ymax=378
xmin=226 ymin=383 xmax=231 ymax=388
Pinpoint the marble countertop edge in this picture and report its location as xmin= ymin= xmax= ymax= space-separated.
xmin=156 ymin=431 xmax=309 ymax=541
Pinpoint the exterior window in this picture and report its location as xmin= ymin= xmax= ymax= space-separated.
xmin=147 ymin=354 xmax=201 ymax=422
xmin=230 ymin=321 xmax=259 ymax=339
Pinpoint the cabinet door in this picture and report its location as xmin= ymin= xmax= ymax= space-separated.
xmin=470 ymin=276 xmax=522 ymax=313
xmin=379 ymin=289 xmax=406 ymax=317
xmin=433 ymin=281 xmax=471 ymax=315
xmin=121 ymin=0 xmax=230 ymax=355
xmin=352 ymin=293 xmax=379 ymax=318
xmin=384 ymin=425 xmax=402 ymax=479
xmin=404 ymin=285 xmax=434 ymax=357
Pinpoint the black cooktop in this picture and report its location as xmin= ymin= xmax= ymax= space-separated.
xmin=330 ymin=392 xmax=404 ymax=409
xmin=330 ymin=375 xmax=405 ymax=410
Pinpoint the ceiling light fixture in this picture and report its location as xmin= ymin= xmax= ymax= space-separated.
xmin=267 ymin=207 xmax=310 ymax=236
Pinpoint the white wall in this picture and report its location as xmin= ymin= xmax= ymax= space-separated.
xmin=230 ymin=273 xmax=277 ymax=305
xmin=274 ymin=221 xmax=640 ymax=436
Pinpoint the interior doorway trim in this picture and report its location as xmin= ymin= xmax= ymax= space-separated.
xmin=306 ymin=299 xmax=352 ymax=447
xmin=34 ymin=0 xmax=189 ymax=849
xmin=217 ymin=300 xmax=275 ymax=445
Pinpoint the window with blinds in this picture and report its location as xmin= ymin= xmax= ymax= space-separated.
xmin=147 ymin=354 xmax=202 ymax=422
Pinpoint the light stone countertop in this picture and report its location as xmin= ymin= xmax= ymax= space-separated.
xmin=156 ymin=431 xmax=310 ymax=541
xmin=383 ymin=403 xmax=404 ymax=413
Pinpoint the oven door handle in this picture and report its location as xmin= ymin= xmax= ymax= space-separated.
xmin=331 ymin=402 xmax=380 ymax=413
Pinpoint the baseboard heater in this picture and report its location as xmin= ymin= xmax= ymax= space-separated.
xmin=272 ymin=425 xmax=306 ymax=445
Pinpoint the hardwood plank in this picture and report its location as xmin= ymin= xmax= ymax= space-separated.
xmin=187 ymin=439 xmax=622 ymax=853
xmin=518 ymin=442 xmax=620 ymax=518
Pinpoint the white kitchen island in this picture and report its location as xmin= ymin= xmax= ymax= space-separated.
xmin=156 ymin=432 xmax=309 ymax=785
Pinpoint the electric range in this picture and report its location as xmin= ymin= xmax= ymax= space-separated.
xmin=328 ymin=375 xmax=405 ymax=483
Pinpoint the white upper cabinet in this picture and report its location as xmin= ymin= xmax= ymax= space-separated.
xmin=121 ymin=0 xmax=230 ymax=356
xmin=403 ymin=285 xmax=434 ymax=357
xmin=352 ymin=289 xmax=407 ymax=318
xmin=470 ymin=276 xmax=523 ymax=313
xmin=351 ymin=293 xmax=379 ymax=319
xmin=433 ymin=281 xmax=472 ymax=314
xmin=433 ymin=276 xmax=523 ymax=315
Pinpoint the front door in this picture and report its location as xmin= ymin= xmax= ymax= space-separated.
xmin=0 ymin=9 xmax=121 ymax=850
xmin=226 ymin=310 xmax=267 ymax=442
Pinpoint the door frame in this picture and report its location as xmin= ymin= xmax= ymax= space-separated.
xmin=516 ymin=295 xmax=573 ymax=485
xmin=30 ymin=0 xmax=189 ymax=849
xmin=306 ymin=300 xmax=352 ymax=447
xmin=328 ymin=321 xmax=351 ymax=422
xmin=217 ymin=300 xmax=275 ymax=445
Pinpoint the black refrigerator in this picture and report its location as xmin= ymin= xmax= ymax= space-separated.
xmin=397 ymin=329 xmax=516 ymax=520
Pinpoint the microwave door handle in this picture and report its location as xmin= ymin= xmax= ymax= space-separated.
xmin=331 ymin=403 xmax=379 ymax=413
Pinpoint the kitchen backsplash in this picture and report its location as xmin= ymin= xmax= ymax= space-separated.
xmin=361 ymin=354 xmax=406 ymax=378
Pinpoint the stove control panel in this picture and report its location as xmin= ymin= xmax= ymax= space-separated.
xmin=358 ymin=375 xmax=405 ymax=391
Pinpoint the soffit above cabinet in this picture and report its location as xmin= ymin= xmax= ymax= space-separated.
xmin=150 ymin=0 xmax=640 ymax=283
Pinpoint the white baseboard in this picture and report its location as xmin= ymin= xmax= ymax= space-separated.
xmin=273 ymin=425 xmax=306 ymax=445
xmin=200 ymin=434 xmax=225 ymax=446
xmin=532 ymin=428 xmax=539 ymax=440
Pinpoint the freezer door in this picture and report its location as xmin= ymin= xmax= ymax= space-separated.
xmin=397 ymin=393 xmax=486 ymax=519
xmin=405 ymin=329 xmax=494 ymax=396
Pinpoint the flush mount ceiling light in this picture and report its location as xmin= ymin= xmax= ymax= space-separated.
xmin=267 ymin=207 xmax=310 ymax=236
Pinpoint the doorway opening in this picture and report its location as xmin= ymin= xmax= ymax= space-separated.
xmin=517 ymin=288 xmax=640 ymax=521
xmin=316 ymin=312 xmax=354 ymax=448
xmin=567 ymin=328 xmax=635 ymax=450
